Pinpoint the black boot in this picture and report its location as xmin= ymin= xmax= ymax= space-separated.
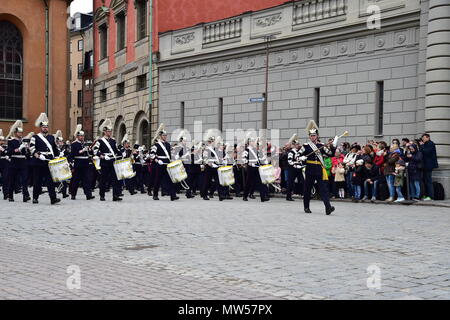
xmin=23 ymin=196 xmax=30 ymax=203
xmin=113 ymin=196 xmax=123 ymax=201
xmin=171 ymin=195 xmax=179 ymax=201
xmin=326 ymin=206 xmax=335 ymax=215
xmin=243 ymin=197 xmax=248 ymax=201
xmin=249 ymin=194 xmax=255 ymax=199
xmin=33 ymin=199 xmax=38 ymax=204
xmin=202 ymin=196 xmax=210 ymax=200
xmin=148 ymin=190 xmax=153 ymax=196
xmin=9 ymin=198 xmax=14 ymax=202
xmin=86 ymin=195 xmax=95 ymax=200
xmin=286 ymin=195 xmax=294 ymax=201
xmin=50 ymin=198 xmax=61 ymax=205
xmin=153 ymin=195 xmax=159 ymax=200
xmin=304 ymin=208 xmax=312 ymax=213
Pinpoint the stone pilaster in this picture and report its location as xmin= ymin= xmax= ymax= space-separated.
xmin=425 ymin=0 xmax=450 ymax=198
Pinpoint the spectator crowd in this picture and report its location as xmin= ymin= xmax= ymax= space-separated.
xmin=279 ymin=133 xmax=441 ymax=202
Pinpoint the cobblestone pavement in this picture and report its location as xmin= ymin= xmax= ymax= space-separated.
xmin=0 ymin=193 xmax=449 ymax=300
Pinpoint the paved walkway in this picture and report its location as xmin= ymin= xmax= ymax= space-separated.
xmin=0 ymin=194 xmax=449 ymax=299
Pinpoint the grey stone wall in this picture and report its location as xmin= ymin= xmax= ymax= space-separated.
xmin=159 ymin=27 xmax=421 ymax=144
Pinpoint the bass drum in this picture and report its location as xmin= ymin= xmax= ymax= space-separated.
xmin=167 ymin=160 xmax=188 ymax=183
xmin=114 ymin=158 xmax=136 ymax=180
xmin=258 ymin=164 xmax=276 ymax=185
xmin=48 ymin=157 xmax=72 ymax=182
xmin=218 ymin=166 xmax=235 ymax=186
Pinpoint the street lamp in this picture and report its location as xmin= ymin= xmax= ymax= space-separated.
xmin=262 ymin=34 xmax=276 ymax=130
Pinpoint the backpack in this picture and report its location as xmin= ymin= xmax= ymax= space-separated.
xmin=378 ymin=181 xmax=390 ymax=200
xmin=433 ymin=182 xmax=445 ymax=200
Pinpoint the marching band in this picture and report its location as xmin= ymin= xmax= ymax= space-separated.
xmin=0 ymin=114 xmax=345 ymax=215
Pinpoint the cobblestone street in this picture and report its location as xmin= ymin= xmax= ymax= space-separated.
xmin=0 ymin=194 xmax=449 ymax=300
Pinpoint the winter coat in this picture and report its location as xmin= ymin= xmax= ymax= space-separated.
xmin=394 ymin=167 xmax=405 ymax=187
xmin=420 ymin=140 xmax=438 ymax=170
xmin=331 ymin=154 xmax=344 ymax=167
xmin=351 ymin=164 xmax=365 ymax=185
xmin=405 ymin=144 xmax=423 ymax=181
xmin=332 ymin=167 xmax=346 ymax=182
xmin=384 ymin=152 xmax=400 ymax=175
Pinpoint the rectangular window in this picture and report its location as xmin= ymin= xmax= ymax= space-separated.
xmin=117 ymin=82 xmax=125 ymax=97
xmin=375 ymin=81 xmax=384 ymax=136
xmin=136 ymin=74 xmax=146 ymax=91
xmin=137 ymin=0 xmax=147 ymax=41
xmin=314 ymin=88 xmax=320 ymax=126
xmin=99 ymin=24 xmax=108 ymax=60
xmin=100 ymin=88 xmax=107 ymax=102
xmin=77 ymin=63 xmax=83 ymax=79
xmin=218 ymin=98 xmax=223 ymax=132
xmin=180 ymin=102 xmax=185 ymax=128
xmin=77 ymin=90 xmax=83 ymax=107
xmin=69 ymin=65 xmax=72 ymax=81
xmin=116 ymin=13 xmax=126 ymax=51
xmin=78 ymin=39 xmax=83 ymax=51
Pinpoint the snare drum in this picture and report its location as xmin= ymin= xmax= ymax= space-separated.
xmin=218 ymin=166 xmax=235 ymax=186
xmin=114 ymin=158 xmax=135 ymax=180
xmin=166 ymin=160 xmax=187 ymax=183
xmin=48 ymin=157 xmax=72 ymax=182
xmin=258 ymin=164 xmax=276 ymax=184
xmin=92 ymin=156 xmax=101 ymax=171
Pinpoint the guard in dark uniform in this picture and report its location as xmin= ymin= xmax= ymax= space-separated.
xmin=242 ymin=136 xmax=269 ymax=202
xmin=29 ymin=113 xmax=61 ymax=205
xmin=0 ymin=130 xmax=9 ymax=200
xmin=298 ymin=120 xmax=339 ymax=215
xmin=55 ymin=131 xmax=70 ymax=198
xmin=69 ymin=126 xmax=95 ymax=200
xmin=92 ymin=118 xmax=123 ymax=201
xmin=5 ymin=120 xmax=30 ymax=202
xmin=173 ymin=130 xmax=195 ymax=199
xmin=149 ymin=124 xmax=179 ymax=201
xmin=119 ymin=134 xmax=137 ymax=196
xmin=286 ymin=134 xmax=305 ymax=201
xmin=132 ymin=143 xmax=146 ymax=194
xmin=201 ymin=132 xmax=226 ymax=201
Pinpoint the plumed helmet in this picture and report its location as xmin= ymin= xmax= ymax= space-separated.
xmin=35 ymin=113 xmax=49 ymax=127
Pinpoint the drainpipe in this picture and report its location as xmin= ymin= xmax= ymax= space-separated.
xmin=148 ymin=0 xmax=153 ymax=135
xmin=42 ymin=0 xmax=49 ymax=117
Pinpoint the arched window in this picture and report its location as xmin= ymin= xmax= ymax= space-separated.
xmin=139 ymin=119 xmax=150 ymax=147
xmin=118 ymin=123 xmax=126 ymax=143
xmin=0 ymin=21 xmax=23 ymax=119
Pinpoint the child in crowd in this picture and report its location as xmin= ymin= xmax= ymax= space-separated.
xmin=332 ymin=162 xmax=346 ymax=199
xmin=393 ymin=159 xmax=406 ymax=202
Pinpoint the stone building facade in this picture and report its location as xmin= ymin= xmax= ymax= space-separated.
xmin=93 ymin=0 xmax=153 ymax=145
xmin=0 ymin=0 xmax=72 ymax=137
xmin=157 ymin=0 xmax=450 ymax=197
xmin=69 ymin=12 xmax=92 ymax=140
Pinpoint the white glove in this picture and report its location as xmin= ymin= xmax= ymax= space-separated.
xmin=332 ymin=135 xmax=339 ymax=148
xmin=39 ymin=154 xmax=46 ymax=161
xmin=299 ymin=156 xmax=307 ymax=162
xmin=104 ymin=155 xmax=111 ymax=161
xmin=157 ymin=160 xmax=163 ymax=165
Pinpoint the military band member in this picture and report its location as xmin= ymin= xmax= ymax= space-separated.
xmin=185 ymin=141 xmax=203 ymax=197
xmin=29 ymin=113 xmax=61 ymax=204
xmin=298 ymin=120 xmax=338 ymax=215
xmin=201 ymin=132 xmax=226 ymax=201
xmin=69 ymin=125 xmax=95 ymax=200
xmin=150 ymin=124 xmax=179 ymax=201
xmin=92 ymin=119 xmax=123 ymax=201
xmin=286 ymin=134 xmax=305 ymax=201
xmin=242 ymin=136 xmax=269 ymax=202
xmin=55 ymin=130 xmax=69 ymax=198
xmin=119 ymin=134 xmax=137 ymax=196
xmin=0 ymin=130 xmax=9 ymax=200
xmin=5 ymin=121 xmax=30 ymax=202
xmin=174 ymin=130 xmax=195 ymax=199
xmin=132 ymin=142 xmax=147 ymax=194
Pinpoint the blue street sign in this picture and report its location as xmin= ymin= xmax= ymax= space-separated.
xmin=249 ymin=97 xmax=265 ymax=103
